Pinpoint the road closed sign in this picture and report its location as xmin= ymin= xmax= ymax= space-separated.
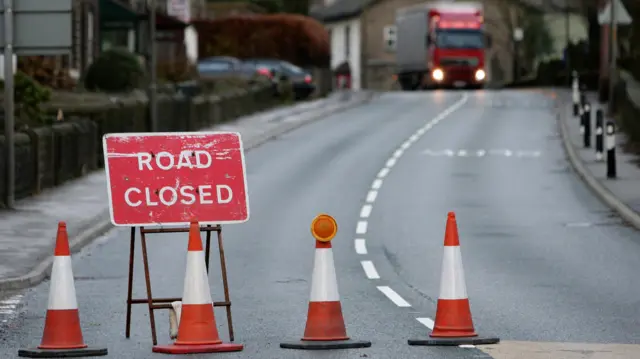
xmin=102 ymin=132 xmax=249 ymax=227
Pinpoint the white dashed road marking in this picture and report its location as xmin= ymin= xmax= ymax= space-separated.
xmin=361 ymin=261 xmax=380 ymax=279
xmin=416 ymin=317 xmax=435 ymax=329
xmin=356 ymin=221 xmax=368 ymax=234
xmin=352 ymin=93 xmax=469 ymax=317
xmin=422 ymin=149 xmax=541 ymax=157
xmin=360 ymin=204 xmax=373 ymax=218
xmin=354 ymin=238 xmax=367 ymax=254
xmin=365 ymin=190 xmax=378 ymax=203
xmin=377 ymin=286 xmax=411 ymax=307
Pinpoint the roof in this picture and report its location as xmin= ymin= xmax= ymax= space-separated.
xmin=310 ymin=0 xmax=586 ymax=23
xmin=516 ymin=0 xmax=588 ymax=12
xmin=205 ymin=2 xmax=267 ymax=18
xmin=310 ymin=0 xmax=377 ymax=23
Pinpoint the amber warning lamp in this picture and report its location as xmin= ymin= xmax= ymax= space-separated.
xmin=310 ymin=214 xmax=338 ymax=242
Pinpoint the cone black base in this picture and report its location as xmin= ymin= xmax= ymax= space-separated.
xmin=408 ymin=335 xmax=500 ymax=346
xmin=18 ymin=347 xmax=108 ymax=358
xmin=152 ymin=342 xmax=244 ymax=354
xmin=280 ymin=339 xmax=371 ymax=350
xmin=573 ymin=103 xmax=579 ymax=116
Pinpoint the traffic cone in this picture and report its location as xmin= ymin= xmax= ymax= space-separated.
xmin=152 ymin=220 xmax=243 ymax=354
xmin=280 ymin=214 xmax=371 ymax=350
xmin=408 ymin=212 xmax=500 ymax=346
xmin=18 ymin=222 xmax=108 ymax=358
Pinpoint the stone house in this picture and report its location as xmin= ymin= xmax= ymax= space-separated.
xmin=53 ymin=0 xmax=208 ymax=79
xmin=310 ymin=0 xmax=586 ymax=90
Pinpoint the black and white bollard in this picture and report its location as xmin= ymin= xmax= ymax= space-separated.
xmin=582 ymin=102 xmax=591 ymax=148
xmin=572 ymin=71 xmax=580 ymax=116
xmin=606 ymin=121 xmax=616 ymax=179
xmin=578 ymin=99 xmax=584 ymax=123
xmin=595 ymin=109 xmax=604 ymax=161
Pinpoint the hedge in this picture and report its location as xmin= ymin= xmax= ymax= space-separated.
xmin=0 ymin=82 xmax=280 ymax=206
xmin=192 ymin=14 xmax=330 ymax=67
xmin=612 ymin=70 xmax=640 ymax=150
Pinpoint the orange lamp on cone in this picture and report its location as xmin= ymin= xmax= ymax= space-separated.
xmin=280 ymin=214 xmax=371 ymax=350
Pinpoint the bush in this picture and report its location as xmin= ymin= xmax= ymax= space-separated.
xmin=535 ymin=59 xmax=565 ymax=86
xmin=192 ymin=14 xmax=330 ymax=67
xmin=83 ymin=48 xmax=145 ymax=93
xmin=157 ymin=56 xmax=199 ymax=84
xmin=0 ymin=71 xmax=52 ymax=127
xmin=18 ymin=56 xmax=77 ymax=90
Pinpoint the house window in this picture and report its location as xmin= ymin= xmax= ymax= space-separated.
xmin=384 ymin=25 xmax=397 ymax=52
xmin=345 ymin=25 xmax=350 ymax=57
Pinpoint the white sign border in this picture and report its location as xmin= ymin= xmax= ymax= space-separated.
xmin=102 ymin=131 xmax=251 ymax=227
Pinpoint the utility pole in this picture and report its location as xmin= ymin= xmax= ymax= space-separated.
xmin=608 ymin=0 xmax=616 ymax=107
xmin=148 ymin=0 xmax=158 ymax=132
xmin=565 ymin=4 xmax=571 ymax=86
xmin=3 ymin=0 xmax=14 ymax=209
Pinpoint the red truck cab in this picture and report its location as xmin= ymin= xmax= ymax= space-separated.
xmin=425 ymin=8 xmax=488 ymax=89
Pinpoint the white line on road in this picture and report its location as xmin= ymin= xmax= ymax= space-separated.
xmin=356 ymin=221 xmax=368 ymax=234
xmin=353 ymin=94 xmax=469 ymax=306
xmin=360 ymin=204 xmax=373 ymax=218
xmin=377 ymin=168 xmax=390 ymax=178
xmin=365 ymin=190 xmax=378 ymax=203
xmin=354 ymin=239 xmax=367 ymax=254
xmin=361 ymin=261 xmax=380 ymax=279
xmin=386 ymin=158 xmax=397 ymax=168
xmin=377 ymin=286 xmax=411 ymax=307
xmin=416 ymin=317 xmax=434 ymax=329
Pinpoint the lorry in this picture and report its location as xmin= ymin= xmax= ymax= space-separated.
xmin=395 ymin=2 xmax=491 ymax=90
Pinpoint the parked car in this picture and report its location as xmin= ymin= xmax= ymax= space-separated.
xmin=197 ymin=56 xmax=271 ymax=83
xmin=243 ymin=59 xmax=316 ymax=100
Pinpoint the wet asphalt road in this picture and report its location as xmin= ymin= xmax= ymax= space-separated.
xmin=2 ymin=90 xmax=640 ymax=359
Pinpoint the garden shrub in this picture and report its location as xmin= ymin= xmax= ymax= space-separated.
xmin=83 ymin=48 xmax=145 ymax=93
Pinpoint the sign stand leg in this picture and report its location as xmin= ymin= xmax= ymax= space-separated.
xmin=139 ymin=227 xmax=160 ymax=345
xmin=205 ymin=225 xmax=211 ymax=272
xmin=123 ymin=225 xmax=233 ymax=346
xmin=217 ymin=227 xmax=235 ymax=341
xmin=125 ymin=227 xmax=136 ymax=338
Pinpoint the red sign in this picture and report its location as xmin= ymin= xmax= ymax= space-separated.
xmin=102 ymin=132 xmax=249 ymax=226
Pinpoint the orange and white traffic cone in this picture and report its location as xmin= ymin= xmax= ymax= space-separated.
xmin=408 ymin=212 xmax=499 ymax=346
xmin=280 ymin=214 xmax=371 ymax=350
xmin=18 ymin=222 xmax=108 ymax=358
xmin=152 ymin=220 xmax=243 ymax=354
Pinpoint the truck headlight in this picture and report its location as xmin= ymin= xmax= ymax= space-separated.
xmin=475 ymin=69 xmax=486 ymax=81
xmin=432 ymin=68 xmax=444 ymax=81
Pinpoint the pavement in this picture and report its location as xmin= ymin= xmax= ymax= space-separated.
xmin=557 ymin=90 xmax=640 ymax=230
xmin=2 ymin=89 xmax=640 ymax=359
xmin=0 ymin=90 xmax=374 ymax=291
